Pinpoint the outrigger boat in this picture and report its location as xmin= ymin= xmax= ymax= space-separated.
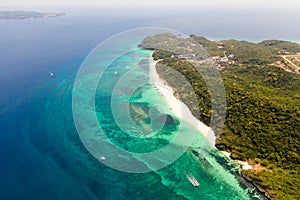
xmin=185 ymin=172 xmax=200 ymax=187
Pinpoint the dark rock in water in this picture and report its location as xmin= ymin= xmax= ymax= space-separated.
xmin=137 ymin=44 xmax=155 ymax=50
xmin=155 ymin=114 xmax=175 ymax=125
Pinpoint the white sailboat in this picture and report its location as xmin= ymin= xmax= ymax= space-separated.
xmin=99 ymin=156 xmax=106 ymax=161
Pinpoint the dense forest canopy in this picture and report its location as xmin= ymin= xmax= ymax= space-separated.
xmin=139 ymin=33 xmax=300 ymax=199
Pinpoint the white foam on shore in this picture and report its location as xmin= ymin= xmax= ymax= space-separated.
xmin=149 ymin=60 xmax=216 ymax=147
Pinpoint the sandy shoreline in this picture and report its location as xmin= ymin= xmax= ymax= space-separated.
xmin=149 ymin=60 xmax=216 ymax=147
xmin=149 ymin=59 xmax=254 ymax=171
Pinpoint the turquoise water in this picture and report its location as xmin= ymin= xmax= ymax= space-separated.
xmin=71 ymin=43 xmax=265 ymax=199
xmin=0 ymin=13 xmax=270 ymax=199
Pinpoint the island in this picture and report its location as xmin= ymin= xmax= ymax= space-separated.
xmin=139 ymin=33 xmax=300 ymax=200
xmin=0 ymin=10 xmax=65 ymax=20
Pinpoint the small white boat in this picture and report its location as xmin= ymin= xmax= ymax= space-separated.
xmin=49 ymin=72 xmax=54 ymax=77
xmin=186 ymin=173 xmax=200 ymax=187
xmin=99 ymin=156 xmax=106 ymax=161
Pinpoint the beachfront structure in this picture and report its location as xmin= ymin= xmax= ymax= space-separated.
xmin=174 ymin=54 xmax=196 ymax=60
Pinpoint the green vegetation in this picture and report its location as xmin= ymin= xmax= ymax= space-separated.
xmin=220 ymin=40 xmax=276 ymax=65
xmin=243 ymin=168 xmax=300 ymax=199
xmin=140 ymin=34 xmax=300 ymax=199
xmin=259 ymin=40 xmax=300 ymax=54
xmin=155 ymin=59 xmax=211 ymax=124
xmin=191 ymin=35 xmax=300 ymax=65
xmin=218 ymin=66 xmax=300 ymax=166
xmin=189 ymin=35 xmax=224 ymax=56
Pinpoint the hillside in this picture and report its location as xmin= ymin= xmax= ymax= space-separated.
xmin=0 ymin=11 xmax=65 ymax=20
xmin=191 ymin=35 xmax=300 ymax=75
xmin=139 ymin=34 xmax=300 ymax=199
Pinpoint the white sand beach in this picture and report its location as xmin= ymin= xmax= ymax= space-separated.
xmin=149 ymin=60 xmax=216 ymax=147
xmin=236 ymin=160 xmax=253 ymax=170
xmin=149 ymin=59 xmax=254 ymax=171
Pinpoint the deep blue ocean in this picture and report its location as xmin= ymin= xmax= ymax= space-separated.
xmin=1 ymin=6 xmax=299 ymax=199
